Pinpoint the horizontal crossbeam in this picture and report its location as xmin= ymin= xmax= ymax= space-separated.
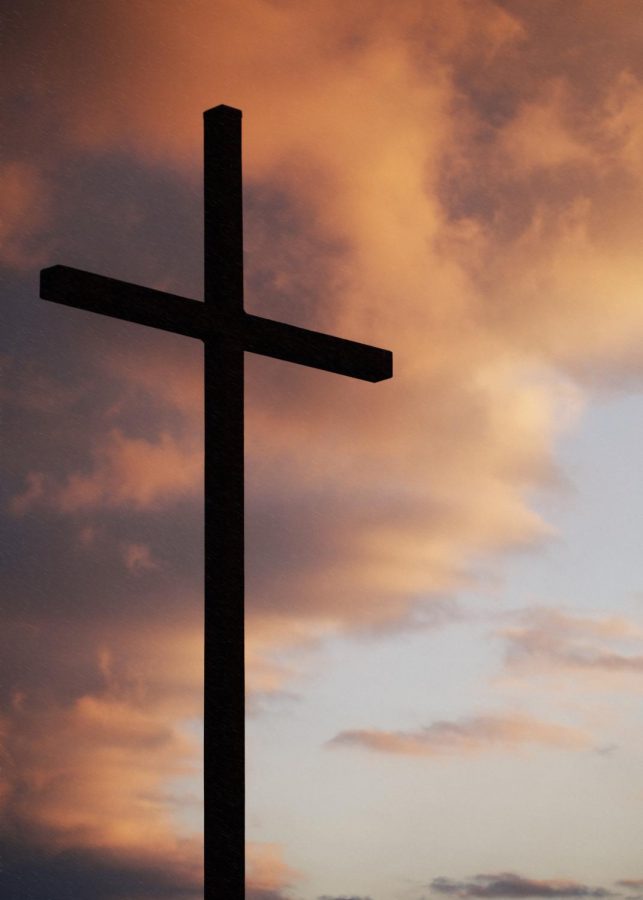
xmin=41 ymin=265 xmax=392 ymax=382
xmin=243 ymin=313 xmax=391 ymax=382
xmin=40 ymin=265 xmax=206 ymax=340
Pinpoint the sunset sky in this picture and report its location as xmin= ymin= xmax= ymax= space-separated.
xmin=3 ymin=2 xmax=643 ymax=898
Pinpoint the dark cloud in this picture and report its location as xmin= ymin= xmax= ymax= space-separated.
xmin=0 ymin=834 xmax=201 ymax=900
xmin=431 ymin=874 xmax=615 ymax=899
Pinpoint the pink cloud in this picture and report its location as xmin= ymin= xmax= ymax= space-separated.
xmin=11 ymin=428 xmax=202 ymax=513
xmin=246 ymin=842 xmax=301 ymax=898
xmin=499 ymin=609 xmax=643 ymax=681
xmin=0 ymin=162 xmax=50 ymax=269
xmin=121 ymin=542 xmax=159 ymax=574
xmin=328 ymin=712 xmax=589 ymax=757
xmin=8 ymin=2 xmax=643 ymax=893
xmin=0 ymin=613 xmax=204 ymax=888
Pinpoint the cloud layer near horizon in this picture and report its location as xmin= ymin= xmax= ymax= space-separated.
xmin=431 ymin=873 xmax=616 ymax=899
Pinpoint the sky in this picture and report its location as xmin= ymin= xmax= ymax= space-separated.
xmin=3 ymin=1 xmax=643 ymax=898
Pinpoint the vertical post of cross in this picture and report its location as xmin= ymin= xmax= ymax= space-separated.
xmin=203 ymin=105 xmax=245 ymax=896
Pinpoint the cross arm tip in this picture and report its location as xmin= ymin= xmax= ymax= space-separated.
xmin=40 ymin=264 xmax=69 ymax=296
xmin=371 ymin=350 xmax=393 ymax=382
xmin=358 ymin=347 xmax=393 ymax=382
xmin=40 ymin=263 xmax=65 ymax=277
xmin=242 ymin=313 xmax=393 ymax=382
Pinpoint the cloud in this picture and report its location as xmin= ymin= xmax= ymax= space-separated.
xmin=7 ymin=1 xmax=643 ymax=890
xmin=9 ymin=471 xmax=46 ymax=515
xmin=328 ymin=713 xmax=589 ymax=757
xmin=318 ymin=896 xmax=374 ymax=900
xmin=5 ymin=0 xmax=596 ymax=662
xmin=0 ymin=678 xmax=201 ymax=849
xmin=0 ymin=838 xmax=202 ymax=900
xmin=498 ymin=609 xmax=643 ymax=682
xmin=430 ymin=874 xmax=615 ymax=899
xmin=10 ymin=428 xmax=202 ymax=513
xmin=0 ymin=614 xmax=204 ymax=893
xmin=122 ymin=542 xmax=160 ymax=573
xmin=0 ymin=161 xmax=50 ymax=268
xmin=618 ymin=882 xmax=643 ymax=889
xmin=246 ymin=843 xmax=300 ymax=899
xmin=496 ymin=80 xmax=596 ymax=173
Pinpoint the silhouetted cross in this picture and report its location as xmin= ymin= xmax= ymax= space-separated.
xmin=40 ymin=105 xmax=392 ymax=899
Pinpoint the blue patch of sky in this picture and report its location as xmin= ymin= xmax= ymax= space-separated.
xmin=491 ymin=391 xmax=643 ymax=617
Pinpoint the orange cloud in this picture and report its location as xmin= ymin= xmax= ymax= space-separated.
xmin=4 ymin=0 xmax=582 ymax=634
xmin=246 ymin=842 xmax=301 ymax=898
xmin=8 ymin=1 xmax=643 ymax=894
xmin=498 ymin=80 xmax=596 ymax=173
xmin=0 ymin=162 xmax=50 ymax=268
xmin=121 ymin=542 xmax=159 ymax=574
xmin=328 ymin=712 xmax=589 ymax=757
xmin=12 ymin=0 xmax=643 ymax=681
xmin=11 ymin=428 xmax=202 ymax=513
xmin=499 ymin=609 xmax=643 ymax=685
xmin=0 ymin=613 xmax=204 ymax=889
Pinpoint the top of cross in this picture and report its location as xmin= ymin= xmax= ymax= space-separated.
xmin=40 ymin=105 xmax=392 ymax=382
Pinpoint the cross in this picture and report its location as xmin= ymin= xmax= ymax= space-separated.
xmin=40 ymin=105 xmax=393 ymax=898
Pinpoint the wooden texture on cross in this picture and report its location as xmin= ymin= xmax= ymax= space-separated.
xmin=40 ymin=105 xmax=393 ymax=898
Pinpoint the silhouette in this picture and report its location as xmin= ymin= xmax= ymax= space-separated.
xmin=40 ymin=105 xmax=393 ymax=898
